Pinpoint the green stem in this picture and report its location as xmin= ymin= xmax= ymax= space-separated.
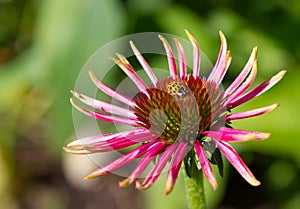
xmin=183 ymin=164 xmax=206 ymax=209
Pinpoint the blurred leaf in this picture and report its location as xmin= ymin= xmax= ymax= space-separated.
xmin=127 ymin=0 xmax=171 ymax=15
xmin=39 ymin=0 xmax=126 ymax=151
xmin=154 ymin=4 xmax=218 ymax=59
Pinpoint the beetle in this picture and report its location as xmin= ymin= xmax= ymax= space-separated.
xmin=167 ymin=81 xmax=190 ymax=98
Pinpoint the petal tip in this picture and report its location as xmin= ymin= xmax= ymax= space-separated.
xmin=253 ymin=46 xmax=258 ymax=54
xmin=163 ymin=177 xmax=174 ymax=196
xmin=158 ymin=34 xmax=169 ymax=46
xmin=135 ymin=181 xmax=143 ymax=190
xmin=212 ymin=182 xmax=218 ymax=190
xmin=251 ymin=179 xmax=261 ymax=186
xmin=219 ymin=31 xmax=226 ymax=39
xmin=84 ymin=173 xmax=99 ymax=180
xmin=129 ymin=40 xmax=138 ymax=51
xmin=119 ymin=178 xmax=131 ymax=188
xmin=258 ymin=132 xmax=271 ymax=140
xmin=280 ymin=69 xmax=288 ymax=77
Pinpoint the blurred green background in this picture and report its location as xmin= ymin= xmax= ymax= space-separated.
xmin=0 ymin=0 xmax=299 ymax=209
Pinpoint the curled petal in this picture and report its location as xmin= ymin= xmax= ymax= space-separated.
xmin=110 ymin=55 xmax=149 ymax=96
xmin=214 ymin=140 xmax=261 ymax=186
xmin=229 ymin=70 xmax=287 ymax=108
xmin=129 ymin=41 xmax=158 ymax=85
xmin=70 ymin=98 xmax=138 ymax=126
xmin=185 ymin=30 xmax=200 ymax=78
xmin=222 ymin=47 xmax=258 ymax=99
xmin=164 ymin=142 xmax=188 ymax=195
xmin=136 ymin=143 xmax=178 ymax=190
xmin=63 ymin=128 xmax=156 ymax=154
xmin=207 ymin=31 xmax=228 ymax=85
xmin=194 ymin=141 xmax=218 ymax=190
xmin=84 ymin=140 xmax=160 ymax=179
xmin=71 ymin=90 xmax=136 ymax=119
xmin=119 ymin=142 xmax=167 ymax=187
xmin=226 ymin=103 xmax=279 ymax=120
xmin=88 ymin=70 xmax=136 ymax=107
xmin=224 ymin=59 xmax=258 ymax=106
xmin=158 ymin=34 xmax=178 ymax=78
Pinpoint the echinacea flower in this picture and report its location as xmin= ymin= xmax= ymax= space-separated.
xmin=64 ymin=30 xmax=286 ymax=195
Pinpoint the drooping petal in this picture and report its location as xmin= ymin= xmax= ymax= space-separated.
xmin=70 ymin=98 xmax=138 ymax=126
xmin=119 ymin=141 xmax=167 ymax=187
xmin=229 ymin=70 xmax=287 ymax=108
xmin=129 ymin=41 xmax=158 ymax=85
xmin=194 ymin=141 xmax=218 ymax=190
xmin=88 ymin=70 xmax=136 ymax=107
xmin=71 ymin=90 xmax=136 ymax=119
xmin=110 ymin=54 xmax=149 ymax=95
xmin=63 ymin=128 xmax=156 ymax=154
xmin=224 ymin=59 xmax=258 ymax=106
xmin=185 ymin=30 xmax=200 ymax=78
xmin=164 ymin=142 xmax=188 ymax=195
xmin=222 ymin=47 xmax=258 ymax=99
xmin=214 ymin=140 xmax=261 ymax=186
xmin=84 ymin=139 xmax=160 ymax=179
xmin=203 ymin=127 xmax=270 ymax=142
xmin=136 ymin=143 xmax=178 ymax=190
xmin=226 ymin=103 xmax=279 ymax=120
xmin=207 ymin=31 xmax=228 ymax=85
xmin=174 ymin=38 xmax=187 ymax=78
xmin=158 ymin=34 xmax=178 ymax=78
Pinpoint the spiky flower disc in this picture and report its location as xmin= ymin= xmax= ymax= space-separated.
xmin=64 ymin=30 xmax=286 ymax=195
xmin=133 ymin=76 xmax=216 ymax=144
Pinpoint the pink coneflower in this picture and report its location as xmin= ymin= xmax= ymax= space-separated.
xmin=64 ymin=30 xmax=286 ymax=195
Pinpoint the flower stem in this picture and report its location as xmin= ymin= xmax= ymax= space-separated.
xmin=183 ymin=163 xmax=206 ymax=209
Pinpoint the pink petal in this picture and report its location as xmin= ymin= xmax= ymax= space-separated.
xmin=218 ymin=127 xmax=271 ymax=140
xmin=70 ymin=98 xmax=138 ymax=126
xmin=194 ymin=141 xmax=218 ymax=190
xmin=203 ymin=131 xmax=254 ymax=142
xmin=71 ymin=90 xmax=136 ymax=119
xmin=164 ymin=142 xmax=188 ymax=195
xmin=185 ymin=30 xmax=200 ymax=78
xmin=110 ymin=54 xmax=149 ymax=96
xmin=158 ymin=34 xmax=178 ymax=78
xmin=203 ymin=127 xmax=270 ymax=142
xmin=88 ymin=70 xmax=136 ymax=107
xmin=84 ymin=139 xmax=160 ymax=179
xmin=222 ymin=47 xmax=258 ymax=99
xmin=136 ymin=143 xmax=178 ymax=190
xmin=207 ymin=31 xmax=228 ymax=86
xmin=226 ymin=103 xmax=279 ymax=120
xmin=214 ymin=140 xmax=261 ymax=186
xmin=229 ymin=70 xmax=287 ymax=108
xmin=129 ymin=41 xmax=158 ymax=85
xmin=119 ymin=141 xmax=166 ymax=187
xmin=174 ymin=38 xmax=187 ymax=78
xmin=224 ymin=59 xmax=258 ymax=106
xmin=64 ymin=128 xmax=156 ymax=154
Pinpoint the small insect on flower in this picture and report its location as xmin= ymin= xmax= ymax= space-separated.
xmin=64 ymin=30 xmax=286 ymax=195
xmin=167 ymin=81 xmax=190 ymax=98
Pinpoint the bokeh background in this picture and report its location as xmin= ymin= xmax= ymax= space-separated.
xmin=0 ymin=0 xmax=299 ymax=209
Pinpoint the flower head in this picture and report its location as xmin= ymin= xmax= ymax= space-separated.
xmin=64 ymin=30 xmax=286 ymax=195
